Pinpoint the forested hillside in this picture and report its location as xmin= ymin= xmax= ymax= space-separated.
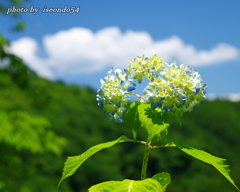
xmin=0 ymin=39 xmax=240 ymax=191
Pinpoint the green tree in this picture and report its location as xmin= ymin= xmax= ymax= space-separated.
xmin=0 ymin=0 xmax=26 ymax=31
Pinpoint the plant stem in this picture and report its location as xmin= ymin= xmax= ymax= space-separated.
xmin=124 ymin=92 xmax=149 ymax=103
xmin=118 ymin=138 xmax=176 ymax=148
xmin=151 ymin=143 xmax=176 ymax=148
xmin=118 ymin=139 xmax=146 ymax=145
xmin=141 ymin=142 xmax=151 ymax=180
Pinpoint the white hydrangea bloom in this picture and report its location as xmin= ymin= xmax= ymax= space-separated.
xmin=97 ymin=55 xmax=207 ymax=122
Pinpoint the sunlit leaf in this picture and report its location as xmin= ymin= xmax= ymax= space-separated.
xmin=170 ymin=142 xmax=240 ymax=191
xmin=58 ymin=135 xmax=132 ymax=187
xmin=138 ymin=103 xmax=171 ymax=143
xmin=89 ymin=178 xmax=163 ymax=192
xmin=152 ymin=172 xmax=171 ymax=191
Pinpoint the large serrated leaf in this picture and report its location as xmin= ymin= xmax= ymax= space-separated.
xmin=138 ymin=104 xmax=171 ymax=143
xmin=58 ymin=135 xmax=132 ymax=187
xmin=88 ymin=178 xmax=163 ymax=192
xmin=125 ymin=101 xmax=141 ymax=140
xmin=170 ymin=108 xmax=184 ymax=125
xmin=171 ymin=142 xmax=240 ymax=191
xmin=152 ymin=172 xmax=171 ymax=191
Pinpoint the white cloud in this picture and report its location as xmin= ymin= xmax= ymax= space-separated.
xmin=207 ymin=93 xmax=240 ymax=102
xmin=207 ymin=93 xmax=217 ymax=101
xmin=10 ymin=37 xmax=54 ymax=79
xmin=10 ymin=26 xmax=240 ymax=78
xmin=221 ymin=93 xmax=240 ymax=102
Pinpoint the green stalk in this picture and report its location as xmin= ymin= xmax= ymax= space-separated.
xmin=124 ymin=92 xmax=149 ymax=103
xmin=141 ymin=142 xmax=151 ymax=180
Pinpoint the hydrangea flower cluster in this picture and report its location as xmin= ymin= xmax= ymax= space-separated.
xmin=125 ymin=55 xmax=165 ymax=83
xmin=97 ymin=55 xmax=207 ymax=122
xmin=143 ymin=61 xmax=207 ymax=112
xmin=96 ymin=68 xmax=136 ymax=123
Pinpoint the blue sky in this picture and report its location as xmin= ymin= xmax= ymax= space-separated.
xmin=1 ymin=0 xmax=240 ymax=100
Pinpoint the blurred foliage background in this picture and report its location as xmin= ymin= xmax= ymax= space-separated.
xmin=0 ymin=35 xmax=240 ymax=192
xmin=0 ymin=1 xmax=240 ymax=191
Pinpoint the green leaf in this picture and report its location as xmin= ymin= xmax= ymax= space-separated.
xmin=171 ymin=142 xmax=240 ymax=191
xmin=138 ymin=103 xmax=171 ymax=143
xmin=125 ymin=101 xmax=141 ymax=140
xmin=170 ymin=108 xmax=184 ymax=125
xmin=0 ymin=35 xmax=9 ymax=46
xmin=14 ymin=22 xmax=25 ymax=31
xmin=0 ymin=110 xmax=66 ymax=155
xmin=58 ymin=135 xmax=132 ymax=187
xmin=152 ymin=172 xmax=171 ymax=191
xmin=89 ymin=178 xmax=163 ymax=192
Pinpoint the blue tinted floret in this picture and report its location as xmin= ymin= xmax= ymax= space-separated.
xmin=97 ymin=55 xmax=207 ymax=123
xmin=96 ymin=68 xmax=136 ymax=123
